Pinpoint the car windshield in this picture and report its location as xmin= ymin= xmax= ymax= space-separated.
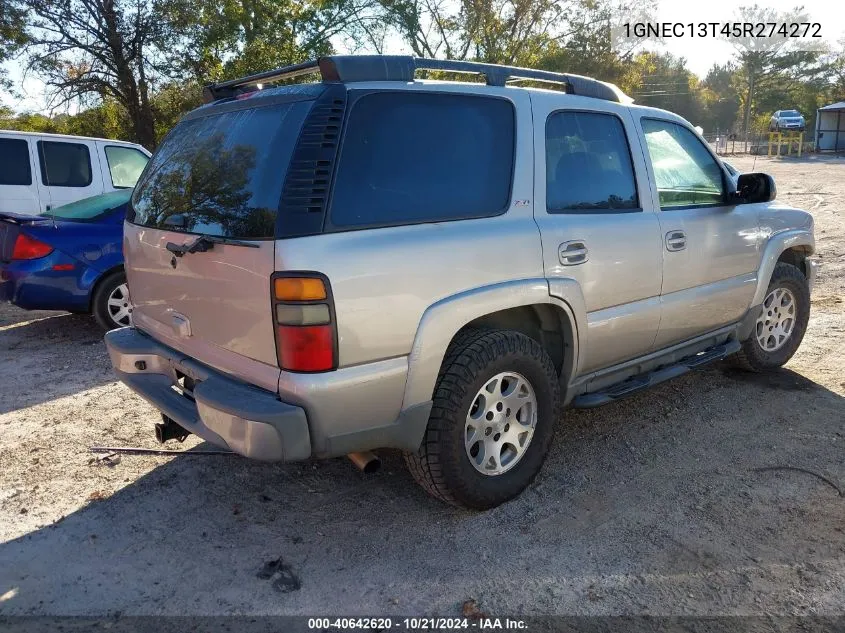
xmin=781 ymin=110 xmax=800 ymax=117
xmin=40 ymin=190 xmax=131 ymax=221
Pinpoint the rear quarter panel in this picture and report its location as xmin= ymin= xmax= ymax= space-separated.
xmin=274 ymin=83 xmax=543 ymax=369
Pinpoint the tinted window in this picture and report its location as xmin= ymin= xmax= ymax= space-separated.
xmin=131 ymin=101 xmax=312 ymax=239
xmin=0 ymin=138 xmax=32 ymax=185
xmin=781 ymin=110 xmax=800 ymax=117
xmin=546 ymin=111 xmax=638 ymax=212
xmin=105 ymin=146 xmax=149 ymax=188
xmin=42 ymin=190 xmax=131 ymax=222
xmin=641 ymin=119 xmax=724 ymax=208
xmin=38 ymin=141 xmax=92 ymax=187
xmin=330 ymin=92 xmax=514 ymax=228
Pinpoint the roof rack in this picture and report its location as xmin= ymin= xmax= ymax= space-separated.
xmin=202 ymin=55 xmax=629 ymax=104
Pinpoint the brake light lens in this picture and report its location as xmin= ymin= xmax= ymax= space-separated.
xmin=272 ymin=274 xmax=336 ymax=372
xmin=278 ymin=325 xmax=334 ymax=371
xmin=12 ymin=234 xmax=53 ymax=260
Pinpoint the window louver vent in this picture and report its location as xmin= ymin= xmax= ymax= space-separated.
xmin=277 ymin=85 xmax=347 ymax=238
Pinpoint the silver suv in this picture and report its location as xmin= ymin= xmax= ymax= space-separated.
xmin=105 ymin=55 xmax=818 ymax=509
xmin=769 ymin=109 xmax=806 ymax=132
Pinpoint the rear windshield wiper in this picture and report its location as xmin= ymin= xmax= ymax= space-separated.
xmin=166 ymin=234 xmax=260 ymax=257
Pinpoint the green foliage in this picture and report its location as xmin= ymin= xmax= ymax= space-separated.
xmin=3 ymin=0 xmax=843 ymax=147
xmin=0 ymin=0 xmax=28 ymax=89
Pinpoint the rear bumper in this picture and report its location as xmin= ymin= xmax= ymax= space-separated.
xmin=104 ymin=327 xmax=311 ymax=462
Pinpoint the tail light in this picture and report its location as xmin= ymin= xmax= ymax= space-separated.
xmin=12 ymin=233 xmax=53 ymax=260
xmin=272 ymin=273 xmax=336 ymax=372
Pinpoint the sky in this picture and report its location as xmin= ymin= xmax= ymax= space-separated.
xmin=2 ymin=0 xmax=844 ymax=115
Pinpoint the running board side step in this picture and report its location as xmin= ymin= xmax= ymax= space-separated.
xmin=571 ymin=340 xmax=741 ymax=408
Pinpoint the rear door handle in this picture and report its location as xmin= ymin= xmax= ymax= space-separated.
xmin=559 ymin=240 xmax=589 ymax=265
xmin=665 ymin=230 xmax=686 ymax=252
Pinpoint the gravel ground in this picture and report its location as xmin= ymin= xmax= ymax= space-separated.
xmin=0 ymin=155 xmax=843 ymax=617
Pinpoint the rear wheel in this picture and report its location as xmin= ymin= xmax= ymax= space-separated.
xmin=92 ymin=271 xmax=132 ymax=330
xmin=404 ymin=329 xmax=559 ymax=510
xmin=732 ymin=262 xmax=809 ymax=371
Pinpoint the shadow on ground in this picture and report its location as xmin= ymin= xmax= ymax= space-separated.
xmin=0 ymin=308 xmax=113 ymax=414
xmin=0 ymin=362 xmax=843 ymax=616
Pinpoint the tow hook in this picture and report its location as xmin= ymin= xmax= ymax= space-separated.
xmin=155 ymin=415 xmax=191 ymax=443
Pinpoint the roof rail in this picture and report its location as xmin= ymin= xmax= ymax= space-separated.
xmin=202 ymin=55 xmax=629 ymax=104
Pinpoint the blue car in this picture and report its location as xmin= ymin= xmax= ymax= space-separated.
xmin=0 ymin=190 xmax=131 ymax=329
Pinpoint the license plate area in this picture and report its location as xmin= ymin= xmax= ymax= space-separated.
xmin=170 ymin=368 xmax=201 ymax=402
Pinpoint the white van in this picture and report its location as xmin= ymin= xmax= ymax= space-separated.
xmin=0 ymin=130 xmax=151 ymax=216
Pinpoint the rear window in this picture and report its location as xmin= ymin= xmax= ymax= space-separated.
xmin=130 ymin=101 xmax=313 ymax=239
xmin=38 ymin=141 xmax=92 ymax=187
xmin=545 ymin=111 xmax=638 ymax=212
xmin=41 ymin=190 xmax=131 ymax=221
xmin=0 ymin=138 xmax=32 ymax=185
xmin=329 ymin=92 xmax=515 ymax=229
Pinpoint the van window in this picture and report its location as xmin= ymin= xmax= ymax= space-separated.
xmin=329 ymin=92 xmax=515 ymax=228
xmin=545 ymin=111 xmax=638 ymax=212
xmin=38 ymin=141 xmax=92 ymax=187
xmin=641 ymin=119 xmax=724 ymax=208
xmin=104 ymin=146 xmax=149 ymax=188
xmin=131 ymin=101 xmax=312 ymax=239
xmin=0 ymin=138 xmax=32 ymax=185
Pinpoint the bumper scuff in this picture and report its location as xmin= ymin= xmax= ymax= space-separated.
xmin=105 ymin=327 xmax=311 ymax=461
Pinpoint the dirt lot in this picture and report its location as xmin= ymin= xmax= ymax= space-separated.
xmin=1 ymin=154 xmax=844 ymax=617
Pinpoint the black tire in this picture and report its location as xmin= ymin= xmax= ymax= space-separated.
xmin=92 ymin=270 xmax=131 ymax=331
xmin=404 ymin=329 xmax=560 ymax=510
xmin=732 ymin=262 xmax=810 ymax=372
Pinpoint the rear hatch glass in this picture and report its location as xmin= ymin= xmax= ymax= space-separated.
xmin=131 ymin=96 xmax=315 ymax=237
xmin=125 ymin=91 xmax=318 ymax=374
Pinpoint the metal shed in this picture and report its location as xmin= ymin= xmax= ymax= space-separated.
xmin=815 ymin=101 xmax=845 ymax=152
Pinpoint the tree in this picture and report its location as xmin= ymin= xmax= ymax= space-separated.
xmin=164 ymin=0 xmax=385 ymax=82
xmin=727 ymin=4 xmax=827 ymax=135
xmin=619 ymin=52 xmax=703 ymax=123
xmin=699 ymin=63 xmax=741 ymax=133
xmin=827 ymin=39 xmax=845 ymax=101
xmin=379 ymin=0 xmax=579 ymax=65
xmin=0 ymin=0 xmax=28 ymax=90
xmin=12 ymin=0 xmax=177 ymax=148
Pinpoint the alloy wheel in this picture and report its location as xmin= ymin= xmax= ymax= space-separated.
xmin=755 ymin=287 xmax=796 ymax=352
xmin=465 ymin=371 xmax=538 ymax=476
xmin=107 ymin=283 xmax=133 ymax=327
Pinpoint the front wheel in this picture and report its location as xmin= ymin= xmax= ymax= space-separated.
xmin=92 ymin=271 xmax=132 ymax=330
xmin=732 ymin=262 xmax=810 ymax=372
xmin=404 ymin=329 xmax=560 ymax=510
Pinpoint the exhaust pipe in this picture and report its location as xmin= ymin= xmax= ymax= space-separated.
xmin=155 ymin=415 xmax=190 ymax=443
xmin=347 ymin=451 xmax=381 ymax=474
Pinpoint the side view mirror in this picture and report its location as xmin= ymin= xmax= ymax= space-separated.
xmin=734 ymin=173 xmax=777 ymax=204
